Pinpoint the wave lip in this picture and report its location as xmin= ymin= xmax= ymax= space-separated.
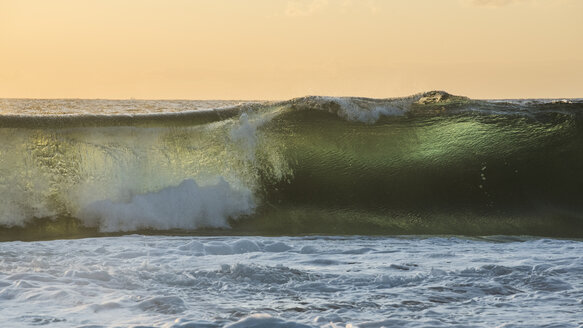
xmin=414 ymin=90 xmax=470 ymax=105
xmin=2 ymin=91 xmax=583 ymax=127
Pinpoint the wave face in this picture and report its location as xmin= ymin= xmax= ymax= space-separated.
xmin=1 ymin=92 xmax=582 ymax=240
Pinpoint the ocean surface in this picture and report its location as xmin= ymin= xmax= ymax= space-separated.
xmin=0 ymin=91 xmax=582 ymax=327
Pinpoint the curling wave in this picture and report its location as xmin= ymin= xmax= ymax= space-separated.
xmin=0 ymin=91 xmax=582 ymax=240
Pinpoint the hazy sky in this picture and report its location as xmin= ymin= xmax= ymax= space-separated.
xmin=1 ymin=0 xmax=581 ymax=99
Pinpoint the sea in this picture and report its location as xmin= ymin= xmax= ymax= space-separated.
xmin=0 ymin=91 xmax=581 ymax=327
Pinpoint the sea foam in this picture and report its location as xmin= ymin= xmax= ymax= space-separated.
xmin=1 ymin=236 xmax=581 ymax=327
xmin=79 ymin=178 xmax=254 ymax=232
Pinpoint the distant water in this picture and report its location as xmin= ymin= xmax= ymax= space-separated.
xmin=0 ymin=92 xmax=582 ymax=327
xmin=0 ymin=91 xmax=582 ymax=239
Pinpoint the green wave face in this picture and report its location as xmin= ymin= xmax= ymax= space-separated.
xmin=1 ymin=94 xmax=582 ymax=240
xmin=246 ymin=109 xmax=583 ymax=237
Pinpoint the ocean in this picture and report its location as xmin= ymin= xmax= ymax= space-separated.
xmin=0 ymin=91 xmax=581 ymax=327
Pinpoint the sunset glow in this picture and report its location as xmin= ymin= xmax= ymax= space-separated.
xmin=1 ymin=0 xmax=582 ymax=99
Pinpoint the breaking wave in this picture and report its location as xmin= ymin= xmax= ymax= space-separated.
xmin=1 ymin=91 xmax=582 ymax=240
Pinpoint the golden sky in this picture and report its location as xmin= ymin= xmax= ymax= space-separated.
xmin=1 ymin=0 xmax=582 ymax=99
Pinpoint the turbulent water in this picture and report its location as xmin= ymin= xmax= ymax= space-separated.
xmin=0 ymin=92 xmax=582 ymax=327
xmin=1 ymin=235 xmax=582 ymax=327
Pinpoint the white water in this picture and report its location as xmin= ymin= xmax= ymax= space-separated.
xmin=80 ymin=179 xmax=255 ymax=232
xmin=0 ymin=105 xmax=290 ymax=229
xmin=1 ymin=236 xmax=581 ymax=327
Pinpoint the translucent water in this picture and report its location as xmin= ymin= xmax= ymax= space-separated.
xmin=1 ymin=93 xmax=582 ymax=327
xmin=1 ymin=94 xmax=583 ymax=238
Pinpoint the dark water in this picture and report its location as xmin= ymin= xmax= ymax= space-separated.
xmin=1 ymin=92 xmax=582 ymax=240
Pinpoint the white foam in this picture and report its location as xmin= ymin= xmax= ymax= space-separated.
xmin=224 ymin=314 xmax=312 ymax=328
xmin=297 ymin=96 xmax=412 ymax=123
xmin=332 ymin=97 xmax=405 ymax=123
xmin=79 ymin=178 xmax=254 ymax=232
xmin=230 ymin=113 xmax=261 ymax=162
xmin=229 ymin=109 xmax=284 ymax=162
xmin=1 ymin=236 xmax=582 ymax=327
xmin=137 ymin=296 xmax=186 ymax=315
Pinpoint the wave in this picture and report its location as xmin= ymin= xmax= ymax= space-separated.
xmin=1 ymin=91 xmax=582 ymax=240
xmin=1 ymin=91 xmax=581 ymax=127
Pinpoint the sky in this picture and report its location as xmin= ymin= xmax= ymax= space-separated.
xmin=0 ymin=0 xmax=582 ymax=100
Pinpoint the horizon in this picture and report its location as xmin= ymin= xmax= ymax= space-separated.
xmin=1 ymin=0 xmax=582 ymax=100
xmin=1 ymin=90 xmax=583 ymax=102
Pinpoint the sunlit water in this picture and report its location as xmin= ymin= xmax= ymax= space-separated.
xmin=1 ymin=235 xmax=581 ymax=327
xmin=1 ymin=94 xmax=583 ymax=327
